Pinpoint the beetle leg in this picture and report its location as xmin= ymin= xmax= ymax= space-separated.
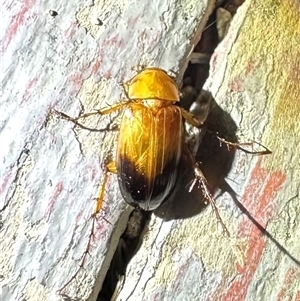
xmin=53 ymin=100 xmax=131 ymax=128
xmin=184 ymin=144 xmax=230 ymax=237
xmin=130 ymin=64 xmax=146 ymax=73
xmin=191 ymin=163 xmax=230 ymax=237
xmin=181 ymin=108 xmax=204 ymax=128
xmin=58 ymin=162 xmax=117 ymax=294
xmin=207 ymin=130 xmax=272 ymax=155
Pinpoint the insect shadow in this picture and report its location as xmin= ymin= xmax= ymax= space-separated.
xmin=154 ymin=90 xmax=238 ymax=220
xmin=154 ymin=90 xmax=300 ymax=267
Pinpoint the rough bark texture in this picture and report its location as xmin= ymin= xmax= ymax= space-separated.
xmin=115 ymin=1 xmax=300 ymax=300
xmin=1 ymin=1 xmax=215 ymax=301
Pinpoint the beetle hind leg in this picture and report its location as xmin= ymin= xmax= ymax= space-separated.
xmin=189 ymin=163 xmax=230 ymax=237
xmin=58 ymin=162 xmax=117 ymax=294
xmin=184 ymin=144 xmax=230 ymax=237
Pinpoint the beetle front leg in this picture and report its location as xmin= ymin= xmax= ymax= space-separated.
xmin=53 ymin=100 xmax=131 ymax=130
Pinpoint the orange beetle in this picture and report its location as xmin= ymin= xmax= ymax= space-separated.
xmin=118 ymin=68 xmax=195 ymax=210
xmin=55 ymin=67 xmax=201 ymax=211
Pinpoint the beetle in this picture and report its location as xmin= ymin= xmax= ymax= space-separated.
xmin=117 ymin=67 xmax=204 ymax=210
xmin=55 ymin=67 xmax=204 ymax=211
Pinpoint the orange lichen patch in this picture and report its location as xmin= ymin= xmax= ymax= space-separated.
xmin=235 ymin=158 xmax=286 ymax=229
xmin=277 ymin=267 xmax=299 ymax=301
xmin=22 ymin=77 xmax=38 ymax=103
xmin=220 ymin=158 xmax=286 ymax=301
xmin=228 ymin=77 xmax=244 ymax=92
xmin=3 ymin=0 xmax=35 ymax=51
xmin=68 ymin=71 xmax=83 ymax=87
xmin=45 ymin=182 xmax=63 ymax=221
xmin=227 ymin=59 xmax=259 ymax=92
xmin=245 ymin=59 xmax=257 ymax=76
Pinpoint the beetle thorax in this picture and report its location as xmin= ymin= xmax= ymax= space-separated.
xmin=142 ymin=99 xmax=174 ymax=109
